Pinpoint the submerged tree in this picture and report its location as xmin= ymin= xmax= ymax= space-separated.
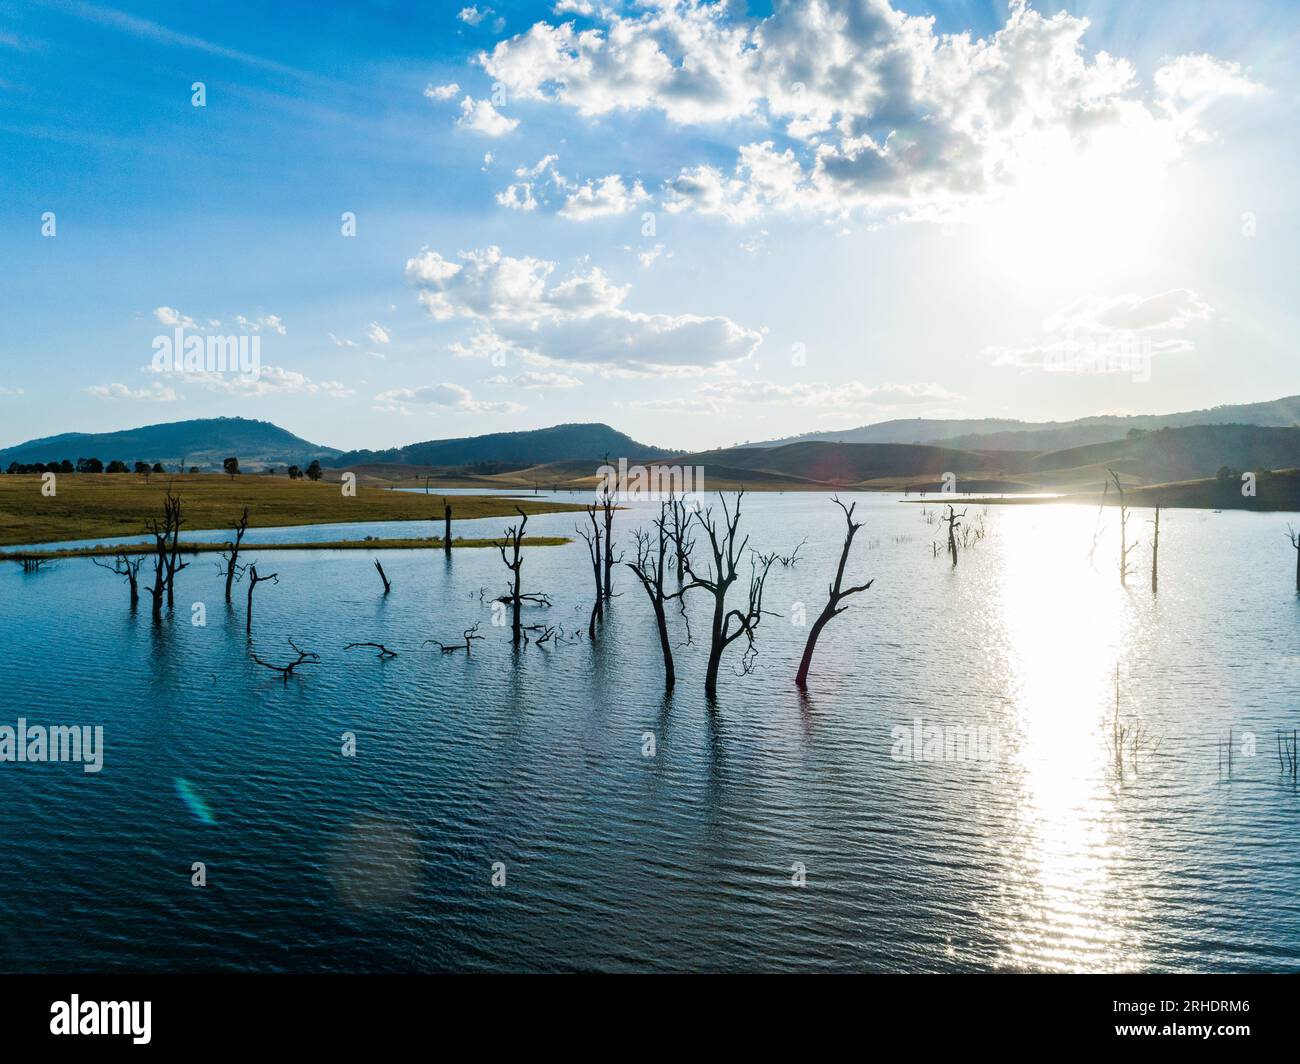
xmin=1150 ymin=507 xmax=1161 ymax=594
xmin=1288 ymin=525 xmax=1300 ymax=594
xmin=941 ymin=504 xmax=967 ymax=568
xmin=600 ymin=475 xmax=617 ymax=602
xmin=144 ymin=489 xmax=186 ymax=619
xmin=1108 ymin=468 xmax=1139 ymax=587
xmin=496 ymin=507 xmax=551 ymax=646
xmin=682 ymin=491 xmax=776 ymax=699
xmin=665 ymin=491 xmax=695 ymax=584
xmin=219 ymin=506 xmax=250 ymax=603
xmin=626 ymin=501 xmax=679 ymax=691
xmin=92 ymin=552 xmax=144 ymax=608
xmin=795 ymin=497 xmax=874 ymax=689
xmin=425 ymin=623 xmax=484 ymax=655
xmin=245 ymin=563 xmax=278 ymax=636
xmin=251 ymin=638 xmax=318 ymax=683
xmin=373 ymin=559 xmax=392 ymax=594
xmin=575 ymin=504 xmax=604 ymax=638
xmin=442 ymin=497 xmax=453 ymax=558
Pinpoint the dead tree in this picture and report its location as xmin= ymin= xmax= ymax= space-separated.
xmin=442 ymin=498 xmax=452 ymax=557
xmin=1088 ymin=479 xmax=1109 ymax=567
xmin=345 ymin=642 xmax=398 ymax=659
xmin=144 ymin=490 xmax=186 ymax=619
xmin=575 ymin=504 xmax=604 ymax=638
xmin=251 ymin=638 xmax=319 ymax=683
xmin=163 ymin=490 xmax=187 ymax=608
xmin=795 ymin=497 xmax=874 ymax=689
xmin=1108 ymin=469 xmax=1139 ymax=587
xmin=1150 ymin=507 xmax=1160 ymax=594
xmin=1288 ymin=526 xmax=1300 ymax=594
xmin=600 ymin=476 xmax=617 ymax=601
xmin=941 ymin=504 xmax=967 ymax=567
xmin=373 ymin=559 xmax=392 ymax=594
xmin=626 ymin=502 xmax=679 ymax=691
xmin=92 ymin=552 xmax=143 ymax=607
xmin=666 ymin=491 xmax=695 ymax=583
xmin=682 ymin=491 xmax=776 ymax=699
xmin=245 ymin=564 xmax=278 ymax=636
xmin=425 ymin=623 xmax=484 ymax=655
xmin=496 ymin=507 xmax=551 ymax=645
xmin=220 ymin=506 xmax=250 ymax=602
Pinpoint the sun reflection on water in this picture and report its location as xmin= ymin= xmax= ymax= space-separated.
xmin=991 ymin=506 xmax=1149 ymax=971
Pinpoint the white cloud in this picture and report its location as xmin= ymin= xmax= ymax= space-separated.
xmin=405 ymin=244 xmax=761 ymax=374
xmin=458 ymin=6 xmax=490 ymax=26
xmin=988 ymin=289 xmax=1212 ymax=373
xmin=456 ymin=95 xmax=518 ymax=136
xmin=477 ymin=0 xmax=1266 ymax=223
xmin=88 ymin=381 xmax=181 ymax=401
xmin=558 ymin=174 xmax=649 ymax=220
xmin=374 ymin=382 xmax=521 ymax=415
xmin=496 ymin=182 xmax=538 ymax=211
xmin=423 ymin=82 xmax=460 ymax=101
xmin=367 ymin=321 xmax=392 ymax=344
xmin=487 ymin=370 xmax=583 ymax=389
xmin=153 ymin=306 xmax=195 ymax=329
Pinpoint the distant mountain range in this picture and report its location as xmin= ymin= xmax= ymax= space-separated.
xmin=743 ymin=395 xmax=1300 ymax=452
xmin=0 ymin=417 xmax=339 ymax=470
xmin=5 ymin=396 xmax=1300 ymax=489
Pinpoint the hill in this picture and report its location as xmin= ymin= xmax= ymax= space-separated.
xmin=745 ymin=395 xmax=1300 ymax=452
xmin=0 ymin=417 xmax=339 ymax=471
xmin=329 ymin=422 xmax=671 ymax=469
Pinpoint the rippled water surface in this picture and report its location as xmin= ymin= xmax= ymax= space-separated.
xmin=2 ymin=492 xmax=1298 ymax=972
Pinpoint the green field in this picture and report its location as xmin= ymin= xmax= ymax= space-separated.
xmin=0 ymin=473 xmax=585 ymax=547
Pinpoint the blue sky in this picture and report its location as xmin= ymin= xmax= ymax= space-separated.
xmin=2 ymin=0 xmax=1297 ymax=451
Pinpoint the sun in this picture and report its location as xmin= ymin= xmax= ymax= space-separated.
xmin=975 ymin=120 xmax=1178 ymax=290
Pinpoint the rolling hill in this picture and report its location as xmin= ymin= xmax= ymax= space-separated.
xmin=745 ymin=395 xmax=1300 ymax=452
xmin=328 ymin=422 xmax=671 ymax=469
xmin=0 ymin=417 xmax=339 ymax=471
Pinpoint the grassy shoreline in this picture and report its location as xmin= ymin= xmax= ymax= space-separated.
xmin=0 ymin=473 xmax=586 ymax=547
xmin=0 ymin=536 xmax=569 ymax=562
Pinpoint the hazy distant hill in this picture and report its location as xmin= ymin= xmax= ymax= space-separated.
xmin=745 ymin=395 xmax=1300 ymax=451
xmin=0 ymin=417 xmax=339 ymax=470
xmin=1031 ymin=424 xmax=1300 ymax=483
xmin=330 ymin=423 xmax=671 ymax=469
xmin=675 ymin=440 xmax=1035 ymax=484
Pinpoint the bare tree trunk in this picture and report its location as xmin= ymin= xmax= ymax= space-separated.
xmin=1150 ymin=507 xmax=1160 ymax=594
xmin=496 ymin=508 xmax=550 ymax=645
xmin=795 ymin=497 xmax=873 ymax=689
xmin=246 ymin=564 xmax=278 ymax=636
xmin=627 ymin=504 xmax=677 ymax=691
xmin=576 ymin=505 xmax=603 ymax=638
xmin=941 ymin=504 xmax=966 ymax=568
xmin=682 ymin=491 xmax=774 ymax=699
xmin=601 ymin=492 xmax=615 ymax=601
xmin=223 ymin=506 xmax=249 ymax=602
xmin=443 ymin=498 xmax=452 ymax=557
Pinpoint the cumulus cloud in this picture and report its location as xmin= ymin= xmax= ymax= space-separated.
xmin=476 ymin=0 xmax=1266 ymax=222
xmin=153 ymin=306 xmax=195 ymax=329
xmin=458 ymin=5 xmax=490 ymax=26
xmin=558 ymin=174 xmax=650 ymax=220
xmin=456 ymin=95 xmax=518 ymax=135
xmin=374 ymin=382 xmax=521 ymax=415
xmin=423 ymin=82 xmax=460 ymax=101
xmin=404 ymin=244 xmax=760 ymax=374
xmin=367 ymin=321 xmax=392 ymax=344
xmin=88 ymin=381 xmax=181 ymax=401
xmin=988 ymin=289 xmax=1213 ymax=373
xmin=487 ymin=370 xmax=583 ymax=389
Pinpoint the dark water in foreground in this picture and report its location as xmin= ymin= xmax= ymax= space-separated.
xmin=2 ymin=492 xmax=1299 ymax=972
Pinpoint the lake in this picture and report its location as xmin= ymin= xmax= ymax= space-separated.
xmin=2 ymin=491 xmax=1298 ymax=972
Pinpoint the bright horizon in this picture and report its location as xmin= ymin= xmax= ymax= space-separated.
xmin=2 ymin=0 xmax=1297 ymax=452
